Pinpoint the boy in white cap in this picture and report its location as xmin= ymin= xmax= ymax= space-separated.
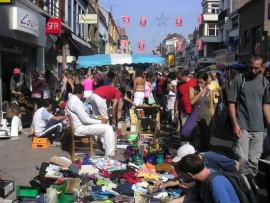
xmin=156 ymin=144 xmax=240 ymax=189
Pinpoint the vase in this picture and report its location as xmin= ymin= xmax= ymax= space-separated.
xmin=147 ymin=155 xmax=154 ymax=164
xmin=156 ymin=154 xmax=164 ymax=164
xmin=165 ymin=155 xmax=173 ymax=164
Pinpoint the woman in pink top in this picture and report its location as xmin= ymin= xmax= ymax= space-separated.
xmin=31 ymin=71 xmax=45 ymax=99
xmin=83 ymin=72 xmax=94 ymax=103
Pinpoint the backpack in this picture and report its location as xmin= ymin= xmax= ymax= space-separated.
xmin=206 ymin=170 xmax=258 ymax=203
xmin=95 ymin=73 xmax=104 ymax=88
xmin=239 ymin=73 xmax=267 ymax=92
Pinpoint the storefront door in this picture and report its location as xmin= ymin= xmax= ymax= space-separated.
xmin=1 ymin=52 xmax=22 ymax=101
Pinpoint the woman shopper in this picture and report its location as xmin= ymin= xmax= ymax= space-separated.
xmin=188 ymin=71 xmax=214 ymax=152
xmin=59 ymin=70 xmax=69 ymax=101
xmin=167 ymin=72 xmax=177 ymax=128
xmin=65 ymin=70 xmax=76 ymax=101
xmin=45 ymin=70 xmax=59 ymax=99
xmin=82 ymin=72 xmax=94 ymax=103
xmin=31 ymin=71 xmax=46 ymax=109
xmin=133 ymin=68 xmax=145 ymax=118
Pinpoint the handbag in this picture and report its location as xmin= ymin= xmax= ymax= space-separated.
xmin=181 ymin=88 xmax=209 ymax=140
xmin=148 ymin=92 xmax=156 ymax=105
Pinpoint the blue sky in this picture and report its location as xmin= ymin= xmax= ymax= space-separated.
xmin=100 ymin=0 xmax=202 ymax=54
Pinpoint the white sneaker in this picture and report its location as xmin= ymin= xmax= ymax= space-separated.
xmin=52 ymin=141 xmax=62 ymax=147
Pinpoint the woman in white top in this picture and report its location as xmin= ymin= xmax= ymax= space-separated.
xmin=167 ymin=72 xmax=177 ymax=127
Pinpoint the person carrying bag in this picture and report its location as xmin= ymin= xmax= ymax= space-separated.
xmin=181 ymin=71 xmax=215 ymax=152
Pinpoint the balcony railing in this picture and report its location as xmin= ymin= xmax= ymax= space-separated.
xmin=30 ymin=0 xmax=66 ymax=23
xmin=218 ymin=9 xmax=227 ymax=21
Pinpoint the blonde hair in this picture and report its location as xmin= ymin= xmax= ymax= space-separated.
xmin=86 ymin=72 xmax=93 ymax=79
xmin=62 ymin=69 xmax=70 ymax=76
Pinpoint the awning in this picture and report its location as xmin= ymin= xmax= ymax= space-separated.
xmin=76 ymin=54 xmax=165 ymax=69
xmin=69 ymin=33 xmax=96 ymax=56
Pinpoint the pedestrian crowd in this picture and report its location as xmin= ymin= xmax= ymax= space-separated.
xmin=7 ymin=54 xmax=270 ymax=202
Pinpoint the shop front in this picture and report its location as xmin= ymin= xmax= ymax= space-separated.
xmin=0 ymin=1 xmax=46 ymax=108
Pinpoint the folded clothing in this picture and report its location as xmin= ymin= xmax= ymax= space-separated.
xmin=123 ymin=171 xmax=141 ymax=184
xmin=132 ymin=184 xmax=148 ymax=193
xmin=109 ymin=169 xmax=129 ymax=179
xmin=146 ymin=162 xmax=156 ymax=170
xmin=155 ymin=163 xmax=173 ymax=173
xmin=113 ymin=184 xmax=134 ymax=196
xmin=137 ymin=165 xmax=160 ymax=180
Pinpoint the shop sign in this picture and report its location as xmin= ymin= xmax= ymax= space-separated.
xmin=0 ymin=0 xmax=12 ymax=5
xmin=13 ymin=7 xmax=39 ymax=37
xmin=46 ymin=18 xmax=61 ymax=35
xmin=191 ymin=55 xmax=197 ymax=61
xmin=78 ymin=14 xmax=97 ymax=24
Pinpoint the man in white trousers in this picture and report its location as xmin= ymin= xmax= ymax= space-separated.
xmin=91 ymin=86 xmax=134 ymax=125
xmin=66 ymin=84 xmax=115 ymax=157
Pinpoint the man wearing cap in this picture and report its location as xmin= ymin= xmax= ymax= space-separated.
xmin=156 ymin=144 xmax=240 ymax=189
xmin=10 ymin=68 xmax=26 ymax=103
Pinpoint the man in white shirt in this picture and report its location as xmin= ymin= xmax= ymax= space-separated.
xmin=32 ymin=99 xmax=68 ymax=146
xmin=66 ymin=84 xmax=115 ymax=157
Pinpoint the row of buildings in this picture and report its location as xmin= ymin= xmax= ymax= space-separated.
xmin=0 ymin=0 xmax=131 ymax=103
xmin=158 ymin=0 xmax=270 ymax=70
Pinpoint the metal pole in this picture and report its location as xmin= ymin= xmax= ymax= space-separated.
xmin=62 ymin=30 xmax=66 ymax=70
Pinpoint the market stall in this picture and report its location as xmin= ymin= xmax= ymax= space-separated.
xmin=76 ymin=54 xmax=165 ymax=69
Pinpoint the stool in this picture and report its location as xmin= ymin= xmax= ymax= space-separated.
xmin=32 ymin=137 xmax=50 ymax=149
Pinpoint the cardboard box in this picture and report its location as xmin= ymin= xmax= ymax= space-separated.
xmin=118 ymin=120 xmax=141 ymax=136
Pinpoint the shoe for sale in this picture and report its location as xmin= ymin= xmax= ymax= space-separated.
xmin=52 ymin=141 xmax=62 ymax=147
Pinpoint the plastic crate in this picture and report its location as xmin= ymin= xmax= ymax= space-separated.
xmin=56 ymin=194 xmax=75 ymax=203
xmin=16 ymin=186 xmax=39 ymax=198
xmin=32 ymin=137 xmax=50 ymax=148
xmin=32 ymin=137 xmax=50 ymax=144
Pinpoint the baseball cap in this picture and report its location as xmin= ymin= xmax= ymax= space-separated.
xmin=172 ymin=144 xmax=196 ymax=163
xmin=13 ymin=68 xmax=21 ymax=74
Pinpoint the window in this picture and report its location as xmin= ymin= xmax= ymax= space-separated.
xmin=208 ymin=24 xmax=219 ymax=36
xmin=73 ymin=1 xmax=77 ymax=34
xmin=68 ymin=0 xmax=72 ymax=26
xmin=207 ymin=44 xmax=218 ymax=57
xmin=211 ymin=4 xmax=220 ymax=14
xmin=231 ymin=17 xmax=238 ymax=29
xmin=78 ymin=7 xmax=82 ymax=37
xmin=82 ymin=10 xmax=85 ymax=38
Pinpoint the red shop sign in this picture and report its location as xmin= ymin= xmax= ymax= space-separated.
xmin=46 ymin=18 xmax=62 ymax=35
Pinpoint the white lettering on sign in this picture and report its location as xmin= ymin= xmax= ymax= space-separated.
xmin=47 ymin=22 xmax=59 ymax=30
xmin=13 ymin=7 xmax=39 ymax=37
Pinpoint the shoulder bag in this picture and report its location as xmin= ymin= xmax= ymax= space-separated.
xmin=181 ymin=88 xmax=209 ymax=140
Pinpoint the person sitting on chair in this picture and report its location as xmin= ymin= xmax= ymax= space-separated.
xmin=32 ymin=98 xmax=68 ymax=147
xmin=66 ymin=84 xmax=115 ymax=157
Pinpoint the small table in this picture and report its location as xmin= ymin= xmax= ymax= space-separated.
xmin=135 ymin=106 xmax=161 ymax=138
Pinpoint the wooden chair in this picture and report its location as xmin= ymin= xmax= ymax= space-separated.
xmin=68 ymin=114 xmax=94 ymax=159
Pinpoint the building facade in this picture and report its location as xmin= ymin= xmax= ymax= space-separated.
xmin=238 ymin=0 xmax=270 ymax=64
xmin=197 ymin=0 xmax=220 ymax=68
xmin=0 ymin=0 xmax=47 ymax=103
